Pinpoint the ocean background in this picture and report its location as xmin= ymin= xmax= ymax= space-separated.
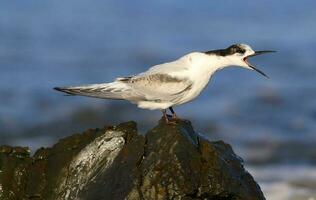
xmin=1 ymin=1 xmax=316 ymax=199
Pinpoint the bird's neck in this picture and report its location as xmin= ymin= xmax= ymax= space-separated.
xmin=186 ymin=53 xmax=234 ymax=79
xmin=208 ymin=55 xmax=233 ymax=70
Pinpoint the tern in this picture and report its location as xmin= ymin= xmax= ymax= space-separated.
xmin=54 ymin=44 xmax=275 ymax=123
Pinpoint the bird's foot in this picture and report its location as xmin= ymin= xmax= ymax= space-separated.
xmin=163 ymin=114 xmax=178 ymax=125
xmin=166 ymin=116 xmax=181 ymax=125
xmin=166 ymin=120 xmax=178 ymax=125
xmin=167 ymin=120 xmax=178 ymax=125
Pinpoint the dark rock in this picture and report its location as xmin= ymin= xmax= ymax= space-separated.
xmin=0 ymin=119 xmax=265 ymax=200
xmin=0 ymin=146 xmax=31 ymax=200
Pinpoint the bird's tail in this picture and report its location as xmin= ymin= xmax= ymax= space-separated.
xmin=54 ymin=82 xmax=131 ymax=100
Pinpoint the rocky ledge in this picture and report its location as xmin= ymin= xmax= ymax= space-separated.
xmin=0 ymin=118 xmax=265 ymax=200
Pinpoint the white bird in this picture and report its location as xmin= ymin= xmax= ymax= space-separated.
xmin=54 ymin=44 xmax=275 ymax=123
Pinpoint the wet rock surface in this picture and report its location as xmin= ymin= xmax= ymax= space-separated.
xmin=0 ymin=119 xmax=265 ymax=200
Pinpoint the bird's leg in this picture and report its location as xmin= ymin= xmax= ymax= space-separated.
xmin=162 ymin=109 xmax=177 ymax=124
xmin=162 ymin=109 xmax=169 ymax=123
xmin=169 ymin=107 xmax=177 ymax=119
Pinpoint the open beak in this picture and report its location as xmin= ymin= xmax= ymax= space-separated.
xmin=243 ymin=50 xmax=276 ymax=78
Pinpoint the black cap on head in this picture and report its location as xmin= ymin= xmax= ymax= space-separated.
xmin=205 ymin=44 xmax=246 ymax=56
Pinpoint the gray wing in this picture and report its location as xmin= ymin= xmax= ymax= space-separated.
xmin=117 ymin=73 xmax=193 ymax=102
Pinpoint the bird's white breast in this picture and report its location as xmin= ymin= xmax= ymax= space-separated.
xmin=174 ymin=53 xmax=217 ymax=105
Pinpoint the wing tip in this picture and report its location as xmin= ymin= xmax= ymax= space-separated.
xmin=53 ymin=87 xmax=63 ymax=92
xmin=54 ymin=87 xmax=75 ymax=95
xmin=54 ymin=87 xmax=69 ymax=92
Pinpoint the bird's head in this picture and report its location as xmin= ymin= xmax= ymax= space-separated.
xmin=206 ymin=44 xmax=276 ymax=78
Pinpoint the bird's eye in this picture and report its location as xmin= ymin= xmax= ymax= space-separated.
xmin=236 ymin=48 xmax=245 ymax=54
xmin=227 ymin=45 xmax=246 ymax=55
xmin=230 ymin=47 xmax=238 ymax=54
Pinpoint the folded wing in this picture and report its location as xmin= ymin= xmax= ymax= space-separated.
xmin=55 ymin=54 xmax=193 ymax=102
xmin=118 ymin=73 xmax=193 ymax=102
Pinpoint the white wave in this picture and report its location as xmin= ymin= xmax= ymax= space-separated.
xmin=247 ymin=165 xmax=316 ymax=200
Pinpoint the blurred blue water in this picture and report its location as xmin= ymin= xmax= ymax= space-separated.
xmin=1 ymin=1 xmax=316 ymax=198
xmin=0 ymin=0 xmax=315 ymax=139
